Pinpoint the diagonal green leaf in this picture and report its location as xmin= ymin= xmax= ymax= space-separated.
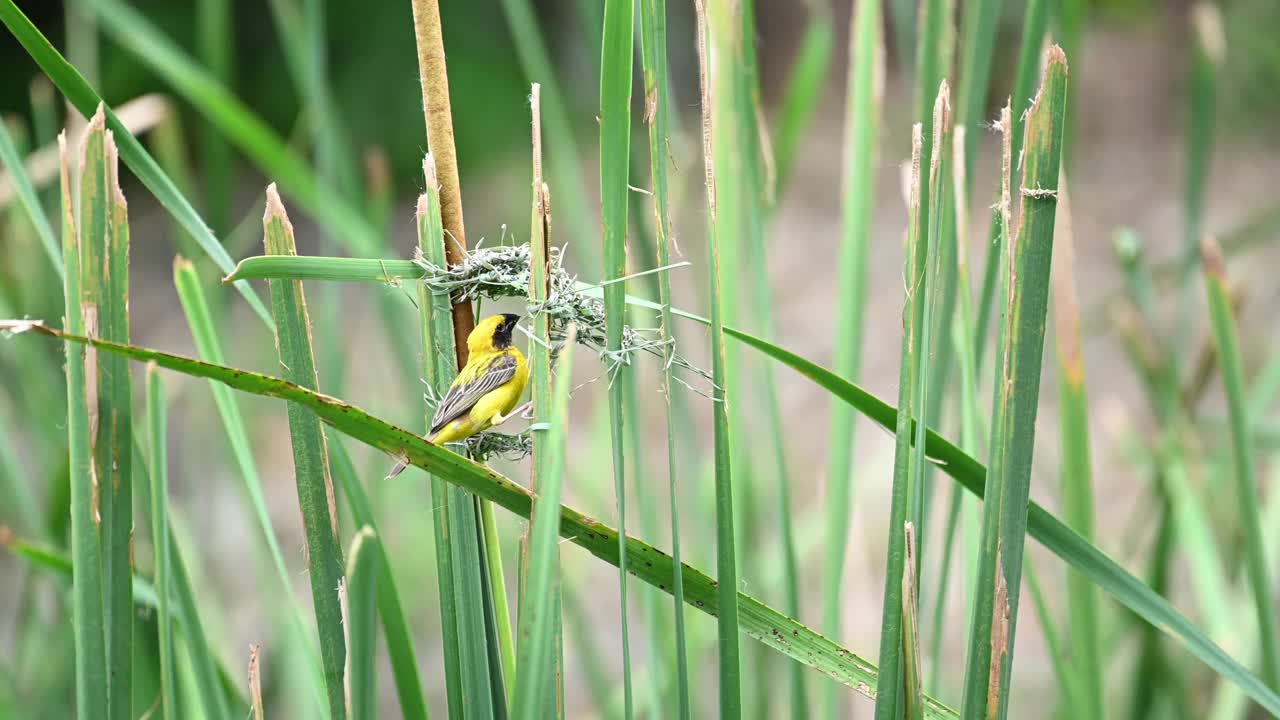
xmin=4 ymin=322 xmax=961 ymax=719
xmin=0 ymin=0 xmax=272 ymax=326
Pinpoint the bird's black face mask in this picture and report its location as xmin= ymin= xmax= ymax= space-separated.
xmin=493 ymin=313 xmax=520 ymax=349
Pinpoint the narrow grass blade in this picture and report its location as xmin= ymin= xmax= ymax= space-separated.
xmin=959 ymin=47 xmax=1068 ymax=720
xmin=876 ymin=122 xmax=925 ymax=720
xmin=0 ymin=114 xmax=60 ymax=276
xmin=1050 ymin=178 xmax=1104 ymax=718
xmin=600 ymin=0 xmax=636 ymax=715
xmin=902 ymin=523 xmax=924 ymax=720
xmin=87 ymin=0 xmax=379 ymax=258
xmin=773 ymin=2 xmax=834 ymax=195
xmin=636 ymin=2 xmax=691 ymax=715
xmin=57 ymin=125 xmax=107 ymax=720
xmin=821 ymin=3 xmax=882 ymax=715
xmin=513 ymin=335 xmax=575 ymax=720
xmin=262 ymin=186 xmax=348 ymax=720
xmin=495 ymin=0 xmax=598 ymax=273
xmin=416 ymin=155 xmax=495 ymax=719
xmin=0 ymin=0 xmax=272 ymax=325
xmin=695 ymin=0 xmax=742 ymax=714
xmin=195 ymin=0 xmax=233 ymax=233
xmin=973 ymin=0 xmax=1047 ymax=363
xmin=520 ymin=83 xmax=562 ymax=717
xmin=1023 ymin=559 xmax=1082 ymax=715
xmin=3 ymin=324 xmax=960 ymax=719
xmin=326 ymin=435 xmax=430 ymax=720
xmin=955 ymin=0 xmax=1001 ymax=180
xmin=345 ymin=527 xmax=378 ymax=720
xmin=172 ymin=256 xmax=327 ymax=714
xmin=249 ymin=644 xmax=265 ymax=720
xmin=145 ymin=364 xmax=175 ymax=720
xmin=79 ymin=109 xmax=134 ymax=720
xmin=1201 ymin=236 xmax=1280 ymax=690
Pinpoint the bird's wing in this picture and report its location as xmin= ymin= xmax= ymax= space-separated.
xmin=430 ymin=353 xmax=519 ymax=433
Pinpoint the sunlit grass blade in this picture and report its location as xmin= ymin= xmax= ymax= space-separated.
xmin=772 ymin=1 xmax=833 ymax=195
xmin=57 ymin=122 xmax=106 ymax=720
xmin=636 ymin=1 xmax=691 ymax=715
xmin=696 ymin=0 xmax=742 ymax=714
xmin=78 ymin=109 xmax=134 ymax=720
xmin=1050 ymin=177 xmax=1104 ymax=718
xmin=1201 ymin=236 xmax=1280 ymax=690
xmin=3 ymin=324 xmax=960 ymax=718
xmin=416 ymin=154 xmax=495 ymax=719
xmin=326 ymin=435 xmax=430 ymax=720
xmin=172 ymin=255 xmax=327 ymax=712
xmin=145 ymin=364 xmax=175 ymax=720
xmin=344 ymin=527 xmax=378 ymax=720
xmin=0 ymin=0 xmax=272 ymax=325
xmin=821 ymin=4 xmax=882 ymax=716
xmin=513 ymin=332 xmax=575 ymax=720
xmin=0 ymin=114 xmax=60 ymax=276
xmin=600 ymin=0 xmax=636 ymax=715
xmin=262 ymin=186 xmax=349 ymax=719
xmin=960 ymin=46 xmax=1068 ymax=720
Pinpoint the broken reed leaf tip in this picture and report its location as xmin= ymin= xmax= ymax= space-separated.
xmin=1200 ymin=235 xmax=1226 ymax=280
xmin=423 ymin=153 xmax=439 ymax=190
xmin=173 ymin=255 xmax=194 ymax=273
xmin=1191 ymin=3 xmax=1227 ymax=65
xmin=1045 ymin=44 xmax=1068 ymax=73
xmin=263 ymin=183 xmax=291 ymax=225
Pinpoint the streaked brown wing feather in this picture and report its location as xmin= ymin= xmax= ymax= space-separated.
xmin=429 ymin=354 xmax=518 ymax=433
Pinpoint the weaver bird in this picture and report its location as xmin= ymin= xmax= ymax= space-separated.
xmin=428 ymin=313 xmax=530 ymax=445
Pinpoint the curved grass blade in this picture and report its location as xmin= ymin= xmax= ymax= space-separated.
xmin=145 ymin=364 xmax=176 ymax=720
xmin=600 ymin=0 xmax=636 ymax=714
xmin=0 ymin=0 xmax=272 ymax=326
xmin=345 ymin=527 xmax=378 ymax=720
xmin=262 ymin=187 xmax=348 ymax=719
xmin=1201 ymin=236 xmax=1280 ymax=690
xmin=3 ymin=323 xmax=961 ymax=719
xmin=0 ymin=115 xmax=60 ymax=276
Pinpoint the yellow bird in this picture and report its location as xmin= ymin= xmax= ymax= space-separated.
xmin=428 ymin=313 xmax=530 ymax=445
